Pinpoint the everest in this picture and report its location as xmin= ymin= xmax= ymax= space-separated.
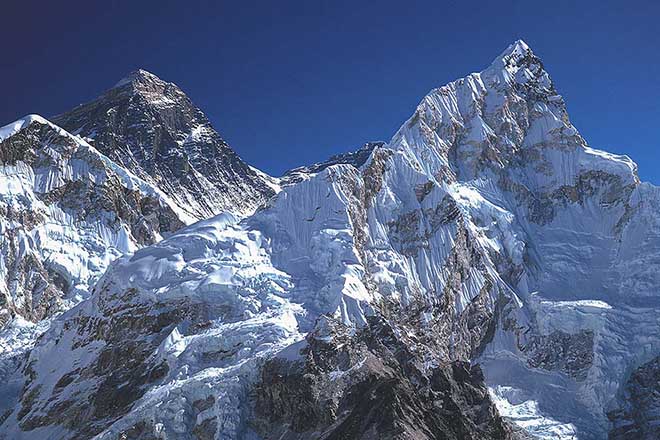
xmin=53 ymin=69 xmax=277 ymax=221
xmin=1 ymin=40 xmax=659 ymax=440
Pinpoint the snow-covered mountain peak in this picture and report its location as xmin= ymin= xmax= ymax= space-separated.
xmin=110 ymin=69 xmax=184 ymax=104
xmin=106 ymin=68 xmax=193 ymax=112
xmin=483 ymin=39 xmax=553 ymax=91
xmin=491 ymin=38 xmax=533 ymax=67
xmin=388 ymin=40 xmax=636 ymax=189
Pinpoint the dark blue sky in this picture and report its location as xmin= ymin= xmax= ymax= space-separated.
xmin=3 ymin=0 xmax=659 ymax=181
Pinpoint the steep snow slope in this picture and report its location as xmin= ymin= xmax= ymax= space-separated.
xmin=386 ymin=39 xmax=660 ymax=438
xmin=1 ymin=40 xmax=659 ymax=440
xmin=53 ymin=69 xmax=276 ymax=220
xmin=0 ymin=115 xmax=186 ymax=326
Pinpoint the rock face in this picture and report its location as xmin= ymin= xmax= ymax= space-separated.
xmin=53 ymin=69 xmax=276 ymax=220
xmin=252 ymin=316 xmax=518 ymax=440
xmin=607 ymin=355 xmax=660 ymax=440
xmin=1 ymin=40 xmax=660 ymax=440
xmin=522 ymin=330 xmax=594 ymax=381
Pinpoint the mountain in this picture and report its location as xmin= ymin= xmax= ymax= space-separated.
xmin=0 ymin=70 xmax=281 ymax=434
xmin=1 ymin=40 xmax=659 ymax=440
xmin=0 ymin=69 xmax=279 ymax=329
xmin=0 ymin=115 xmax=186 ymax=327
xmin=0 ymin=114 xmax=190 ymax=420
xmin=53 ymin=69 xmax=277 ymax=220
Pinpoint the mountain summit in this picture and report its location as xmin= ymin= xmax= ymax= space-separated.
xmin=53 ymin=70 xmax=276 ymax=220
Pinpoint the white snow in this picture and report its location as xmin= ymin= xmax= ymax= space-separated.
xmin=0 ymin=114 xmax=54 ymax=142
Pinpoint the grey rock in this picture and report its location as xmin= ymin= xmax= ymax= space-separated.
xmin=281 ymin=142 xmax=384 ymax=186
xmin=252 ymin=315 xmax=521 ymax=440
xmin=522 ymin=330 xmax=595 ymax=380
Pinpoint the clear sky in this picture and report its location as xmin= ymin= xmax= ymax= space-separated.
xmin=3 ymin=0 xmax=659 ymax=181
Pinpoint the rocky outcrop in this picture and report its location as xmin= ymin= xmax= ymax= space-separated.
xmin=522 ymin=330 xmax=594 ymax=380
xmin=14 ymin=277 xmax=194 ymax=436
xmin=16 ymin=286 xmax=195 ymax=437
xmin=282 ymin=142 xmax=384 ymax=186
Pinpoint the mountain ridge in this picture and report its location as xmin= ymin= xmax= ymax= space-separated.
xmin=1 ymin=40 xmax=659 ymax=440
